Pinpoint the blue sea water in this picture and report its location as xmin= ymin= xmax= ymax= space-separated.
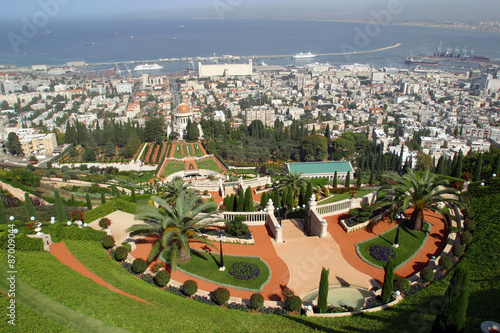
xmin=1 ymin=18 xmax=499 ymax=73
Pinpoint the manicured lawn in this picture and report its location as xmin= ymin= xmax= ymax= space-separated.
xmin=175 ymin=250 xmax=270 ymax=291
xmin=356 ymin=222 xmax=430 ymax=269
xmin=318 ymin=189 xmax=373 ymax=205
xmin=196 ymin=158 xmax=224 ymax=173
xmin=193 ymin=143 xmax=205 ymax=157
xmin=161 ymin=161 xmax=186 ymax=177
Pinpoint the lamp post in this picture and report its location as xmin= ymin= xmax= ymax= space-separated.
xmin=393 ymin=213 xmax=404 ymax=248
xmin=218 ymin=230 xmax=225 ymax=271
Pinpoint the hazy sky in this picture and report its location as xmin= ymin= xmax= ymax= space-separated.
xmin=2 ymin=0 xmax=499 ymax=21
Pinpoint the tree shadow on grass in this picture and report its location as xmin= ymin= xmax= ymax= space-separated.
xmin=278 ymin=313 xmax=346 ymax=333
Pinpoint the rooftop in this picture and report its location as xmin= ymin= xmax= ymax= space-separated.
xmin=287 ymin=161 xmax=353 ymax=174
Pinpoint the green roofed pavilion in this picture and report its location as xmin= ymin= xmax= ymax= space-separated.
xmin=286 ymin=161 xmax=354 ymax=180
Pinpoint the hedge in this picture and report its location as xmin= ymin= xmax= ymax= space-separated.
xmin=83 ymin=199 xmax=137 ymax=223
xmin=154 ymin=271 xmax=171 ymax=287
xmin=212 ymin=287 xmax=230 ymax=305
xmin=0 ymin=232 xmax=44 ymax=251
xmin=131 ymin=259 xmax=148 ymax=274
xmin=114 ymin=246 xmax=128 ymax=261
xmin=182 ymin=280 xmax=198 ymax=296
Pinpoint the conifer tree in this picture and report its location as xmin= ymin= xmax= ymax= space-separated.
xmin=244 ymin=186 xmax=254 ymax=212
xmin=0 ymin=202 xmax=7 ymax=224
xmin=131 ymin=188 xmax=137 ymax=203
xmin=381 ymin=258 xmax=395 ymax=303
xmin=453 ymin=152 xmax=463 ymax=179
xmin=24 ymin=192 xmax=36 ymax=220
xmin=369 ymin=170 xmax=374 ymax=186
xmin=332 ymin=172 xmax=338 ymax=189
xmin=431 ymin=265 xmax=470 ymax=333
xmin=101 ymin=192 xmax=106 ymax=204
xmin=356 ymin=171 xmax=362 ymax=187
xmin=493 ymin=154 xmax=500 ymax=177
xmin=317 ymin=267 xmax=330 ymax=314
xmin=237 ymin=189 xmax=245 ymax=212
xmin=86 ymin=193 xmax=92 ymax=210
xmin=345 ymin=171 xmax=351 ymax=188
xmin=473 ymin=154 xmax=483 ymax=181
xmin=54 ymin=189 xmax=66 ymax=222
xmin=260 ymin=191 xmax=267 ymax=209
xmin=306 ymin=182 xmax=313 ymax=202
xmin=436 ymin=156 xmax=445 ymax=175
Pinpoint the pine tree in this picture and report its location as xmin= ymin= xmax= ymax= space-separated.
xmin=381 ymin=258 xmax=395 ymax=303
xmin=0 ymin=202 xmax=7 ymax=224
xmin=317 ymin=267 xmax=330 ymax=314
xmin=131 ymin=188 xmax=137 ymax=203
xmin=54 ymin=189 xmax=66 ymax=222
xmin=332 ymin=172 xmax=338 ymax=188
xmin=24 ymin=192 xmax=36 ymax=220
xmin=345 ymin=171 xmax=351 ymax=188
xmin=101 ymin=192 xmax=106 ymax=204
xmin=473 ymin=154 xmax=483 ymax=181
xmin=244 ymin=186 xmax=254 ymax=212
xmin=86 ymin=193 xmax=92 ymax=210
xmin=431 ymin=265 xmax=470 ymax=333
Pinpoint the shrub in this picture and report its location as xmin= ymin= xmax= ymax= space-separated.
xmin=420 ymin=267 xmax=435 ymax=283
xmin=70 ymin=209 xmax=84 ymax=222
xmin=439 ymin=255 xmax=453 ymax=271
xmin=114 ymin=246 xmax=128 ymax=261
xmin=212 ymin=287 xmax=230 ymax=305
xmin=228 ymin=262 xmax=260 ymax=280
xmin=98 ymin=217 xmax=111 ymax=229
xmin=249 ymin=293 xmax=264 ymax=310
xmin=154 ymin=271 xmax=170 ymax=287
xmin=101 ymin=235 xmax=115 ymax=249
xmin=131 ymin=258 xmax=148 ymax=274
xmin=460 ymin=231 xmax=473 ymax=245
xmin=394 ymin=276 xmax=411 ymax=295
xmin=463 ymin=219 xmax=477 ymax=232
xmin=151 ymin=262 xmax=164 ymax=273
xmin=453 ymin=244 xmax=465 ymax=257
xmin=203 ymin=190 xmax=208 ymax=195
xmin=285 ymin=295 xmax=302 ymax=312
xmin=121 ymin=242 xmax=132 ymax=252
xmin=182 ymin=280 xmax=198 ymax=296
xmin=225 ymin=215 xmax=250 ymax=238
xmin=281 ymin=286 xmax=295 ymax=300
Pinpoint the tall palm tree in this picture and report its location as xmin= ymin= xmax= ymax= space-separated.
xmin=278 ymin=171 xmax=308 ymax=198
xmin=161 ymin=176 xmax=192 ymax=204
xmin=377 ymin=169 xmax=462 ymax=231
xmin=127 ymin=192 xmax=222 ymax=271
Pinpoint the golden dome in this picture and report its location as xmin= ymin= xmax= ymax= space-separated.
xmin=176 ymin=103 xmax=191 ymax=114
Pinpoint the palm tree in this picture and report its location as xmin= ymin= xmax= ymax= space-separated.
xmin=161 ymin=176 xmax=192 ymax=204
xmin=378 ymin=169 xmax=462 ymax=231
xmin=278 ymin=171 xmax=308 ymax=199
xmin=127 ymin=193 xmax=222 ymax=271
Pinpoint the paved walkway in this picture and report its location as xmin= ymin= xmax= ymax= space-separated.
xmin=325 ymin=210 xmax=448 ymax=283
xmin=50 ymin=242 xmax=149 ymax=304
xmin=0 ymin=180 xmax=49 ymax=205
xmin=88 ymin=211 xmax=139 ymax=245
xmin=274 ymin=220 xmax=377 ymax=298
xmin=130 ymin=225 xmax=290 ymax=301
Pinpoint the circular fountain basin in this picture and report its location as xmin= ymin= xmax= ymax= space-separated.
xmin=302 ymin=286 xmax=374 ymax=309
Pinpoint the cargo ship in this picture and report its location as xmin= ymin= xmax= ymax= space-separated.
xmin=404 ymin=57 xmax=438 ymax=65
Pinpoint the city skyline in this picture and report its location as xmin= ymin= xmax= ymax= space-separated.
xmin=1 ymin=0 xmax=499 ymax=22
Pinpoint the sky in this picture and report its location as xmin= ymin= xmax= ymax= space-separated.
xmin=1 ymin=0 xmax=499 ymax=21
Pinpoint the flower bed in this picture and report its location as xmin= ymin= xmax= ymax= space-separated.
xmin=228 ymin=262 xmax=260 ymax=281
xmin=368 ymin=245 xmax=396 ymax=262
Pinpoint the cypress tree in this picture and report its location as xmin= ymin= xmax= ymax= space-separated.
xmin=473 ymin=154 xmax=483 ymax=181
xmin=287 ymin=186 xmax=294 ymax=208
xmin=243 ymin=187 xmax=254 ymax=212
xmin=273 ymin=190 xmax=281 ymax=208
xmin=299 ymin=185 xmax=306 ymax=207
xmin=24 ymin=192 xmax=36 ymax=220
xmin=260 ymin=191 xmax=267 ymax=209
xmin=54 ymin=189 xmax=66 ymax=222
xmin=454 ymin=152 xmax=463 ymax=179
xmin=101 ymin=192 xmax=106 ymax=204
xmin=0 ymin=202 xmax=7 ymax=224
xmin=306 ymin=182 xmax=313 ymax=203
xmin=432 ymin=156 xmax=436 ymax=173
xmin=431 ymin=265 xmax=470 ymax=333
xmin=332 ymin=172 xmax=338 ymax=189
xmin=381 ymin=258 xmax=395 ymax=303
xmin=317 ymin=267 xmax=330 ymax=314
xmin=237 ymin=189 xmax=245 ymax=212
xmin=345 ymin=171 xmax=351 ymax=188
xmin=436 ymin=156 xmax=445 ymax=175
xmin=70 ymin=194 xmax=76 ymax=206
xmin=131 ymin=188 xmax=137 ymax=203
xmin=356 ymin=171 xmax=362 ymax=187
xmin=86 ymin=193 xmax=92 ymax=210
xmin=492 ymin=154 xmax=500 ymax=177
xmin=369 ymin=170 xmax=374 ymax=186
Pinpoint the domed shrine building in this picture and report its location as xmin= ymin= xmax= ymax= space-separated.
xmin=167 ymin=103 xmax=203 ymax=139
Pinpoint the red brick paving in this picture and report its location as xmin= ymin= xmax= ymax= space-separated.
xmin=130 ymin=225 xmax=290 ymax=301
xmin=50 ymin=242 xmax=149 ymax=304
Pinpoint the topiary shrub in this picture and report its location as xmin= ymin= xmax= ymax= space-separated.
xmin=460 ymin=231 xmax=473 ymax=245
xmin=182 ymin=280 xmax=198 ymax=296
xmin=121 ymin=242 xmax=132 ymax=253
xmin=114 ymin=246 xmax=128 ymax=261
xmin=463 ymin=219 xmax=476 ymax=232
xmin=212 ymin=287 xmax=230 ymax=305
xmin=154 ymin=271 xmax=171 ymax=287
xmin=249 ymin=293 xmax=264 ymax=310
xmin=439 ymin=256 xmax=453 ymax=271
xmin=101 ymin=235 xmax=115 ymax=249
xmin=420 ymin=268 xmax=435 ymax=283
xmin=453 ymin=244 xmax=465 ymax=257
xmin=285 ymin=295 xmax=302 ymax=312
xmin=394 ymin=276 xmax=411 ymax=295
xmin=98 ymin=217 xmax=111 ymax=229
xmin=131 ymin=258 xmax=148 ymax=274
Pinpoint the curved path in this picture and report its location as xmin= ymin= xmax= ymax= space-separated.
xmin=131 ymin=225 xmax=290 ymax=301
xmin=325 ymin=210 xmax=448 ymax=284
xmin=50 ymin=242 xmax=149 ymax=304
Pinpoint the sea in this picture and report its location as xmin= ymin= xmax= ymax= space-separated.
xmin=1 ymin=17 xmax=500 ymax=74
